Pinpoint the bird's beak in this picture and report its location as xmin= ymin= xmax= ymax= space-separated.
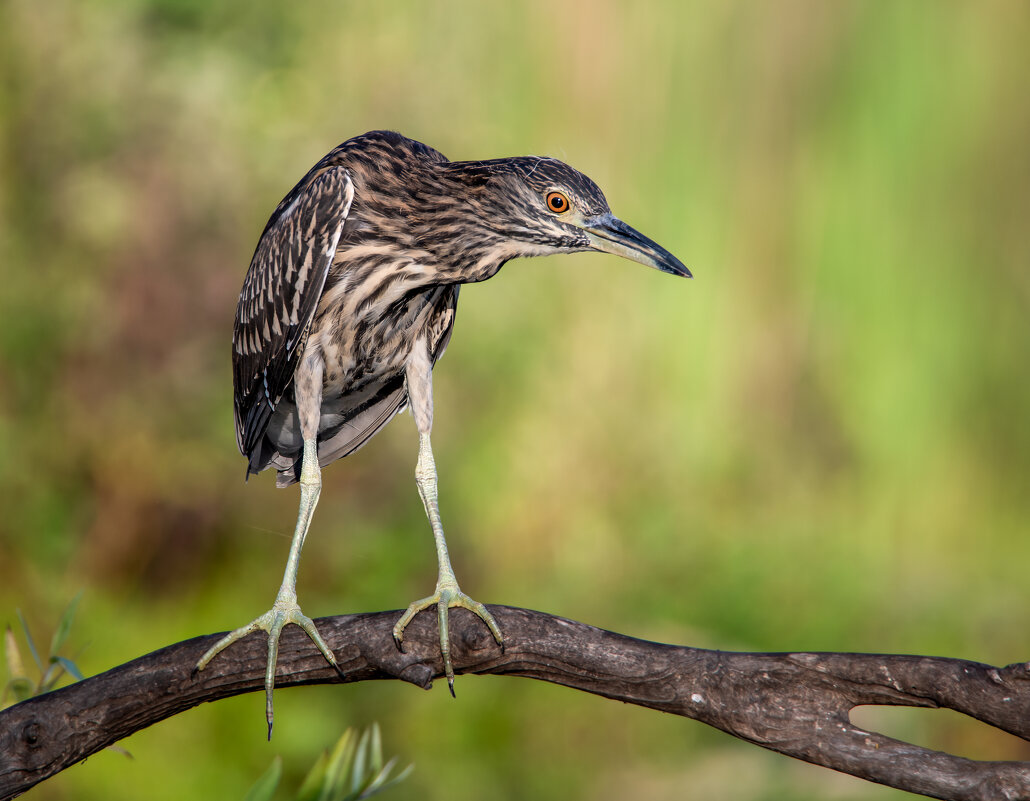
xmin=582 ymin=213 xmax=691 ymax=278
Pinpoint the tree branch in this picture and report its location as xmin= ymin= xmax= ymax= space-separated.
xmin=1 ymin=606 xmax=1028 ymax=800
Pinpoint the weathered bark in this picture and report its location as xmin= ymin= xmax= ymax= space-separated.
xmin=1 ymin=606 xmax=1028 ymax=800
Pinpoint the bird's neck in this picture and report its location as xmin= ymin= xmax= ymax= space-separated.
xmin=407 ymin=169 xmax=526 ymax=284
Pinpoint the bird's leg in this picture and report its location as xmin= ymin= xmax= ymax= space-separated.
xmin=393 ymin=344 xmax=503 ymax=694
xmin=196 ymin=439 xmax=341 ymax=736
xmin=197 ymin=358 xmax=341 ymax=737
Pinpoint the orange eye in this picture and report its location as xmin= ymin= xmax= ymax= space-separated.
xmin=545 ymin=191 xmax=570 ymax=214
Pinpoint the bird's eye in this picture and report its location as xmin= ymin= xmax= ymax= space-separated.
xmin=545 ymin=191 xmax=570 ymax=214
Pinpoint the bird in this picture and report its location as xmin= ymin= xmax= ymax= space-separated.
xmin=195 ymin=130 xmax=690 ymax=735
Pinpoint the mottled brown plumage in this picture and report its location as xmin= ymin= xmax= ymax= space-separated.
xmin=200 ymin=130 xmax=690 ymax=734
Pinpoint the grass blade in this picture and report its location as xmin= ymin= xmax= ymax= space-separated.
xmin=49 ymin=593 xmax=82 ymax=655
xmin=351 ymin=727 xmax=370 ymax=797
xmin=15 ymin=610 xmax=41 ymax=673
xmin=295 ymin=750 xmax=330 ymax=801
xmin=53 ymin=655 xmax=85 ymax=682
xmin=243 ymin=755 xmax=282 ymax=801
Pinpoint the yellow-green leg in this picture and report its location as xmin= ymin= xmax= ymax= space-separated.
xmin=394 ymin=343 xmax=503 ymax=694
xmin=196 ymin=438 xmax=340 ymax=738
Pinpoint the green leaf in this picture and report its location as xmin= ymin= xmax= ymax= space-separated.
xmin=350 ymin=728 xmax=370 ymax=797
xmin=326 ymin=728 xmax=358 ymax=800
xmin=39 ymin=661 xmax=60 ymax=693
xmin=52 ymin=655 xmax=85 ymax=682
xmin=295 ymin=750 xmax=330 ymax=801
xmin=361 ymin=756 xmax=397 ymax=797
xmin=368 ymin=723 xmax=383 ymax=777
xmin=15 ymin=610 xmax=41 ymax=673
xmin=293 ymin=727 xmax=411 ymax=801
xmin=49 ymin=592 xmax=82 ymax=655
xmin=361 ymin=760 xmax=413 ymax=800
xmin=243 ymin=755 xmax=282 ymax=801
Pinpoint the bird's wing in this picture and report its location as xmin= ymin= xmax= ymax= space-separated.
xmin=314 ymin=383 xmax=407 ymax=468
xmin=272 ymin=380 xmax=407 ymax=487
xmin=233 ymin=166 xmax=354 ymax=460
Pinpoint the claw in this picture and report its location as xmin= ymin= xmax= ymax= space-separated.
xmin=393 ymin=583 xmax=503 ymax=692
xmin=196 ymin=595 xmax=338 ymax=737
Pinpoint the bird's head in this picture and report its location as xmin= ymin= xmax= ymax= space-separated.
xmin=433 ymin=156 xmax=691 ymax=281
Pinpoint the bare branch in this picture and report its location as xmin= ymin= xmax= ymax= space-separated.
xmin=1 ymin=606 xmax=1028 ymax=800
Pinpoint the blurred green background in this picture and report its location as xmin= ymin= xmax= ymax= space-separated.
xmin=2 ymin=0 xmax=1028 ymax=798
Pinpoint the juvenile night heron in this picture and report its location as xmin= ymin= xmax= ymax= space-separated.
xmin=197 ymin=130 xmax=690 ymax=733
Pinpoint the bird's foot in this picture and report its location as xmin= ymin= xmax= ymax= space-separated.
xmin=195 ymin=593 xmax=341 ymax=739
xmin=392 ymin=580 xmax=503 ymax=696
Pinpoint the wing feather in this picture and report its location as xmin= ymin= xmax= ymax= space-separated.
xmin=232 ymin=166 xmax=353 ymax=460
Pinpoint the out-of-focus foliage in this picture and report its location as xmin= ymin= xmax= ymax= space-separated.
xmin=1 ymin=1 xmax=1027 ymax=799
xmin=245 ymin=725 xmax=411 ymax=801
xmin=2 ymin=596 xmax=84 ymax=707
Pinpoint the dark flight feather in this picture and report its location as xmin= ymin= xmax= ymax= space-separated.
xmin=232 ymin=166 xmax=353 ymax=466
